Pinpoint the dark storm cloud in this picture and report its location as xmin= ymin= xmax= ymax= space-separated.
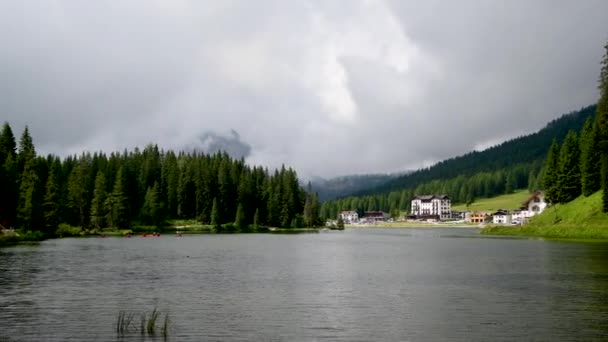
xmin=0 ymin=0 xmax=607 ymax=177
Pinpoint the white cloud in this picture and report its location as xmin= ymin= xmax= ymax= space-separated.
xmin=0 ymin=0 xmax=606 ymax=178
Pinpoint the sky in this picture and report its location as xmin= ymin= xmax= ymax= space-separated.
xmin=1 ymin=0 xmax=607 ymax=179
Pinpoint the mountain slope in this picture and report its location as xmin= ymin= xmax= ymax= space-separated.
xmin=354 ymin=105 xmax=596 ymax=196
xmin=311 ymin=173 xmax=404 ymax=201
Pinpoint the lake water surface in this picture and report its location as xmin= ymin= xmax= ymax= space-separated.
xmin=1 ymin=228 xmax=608 ymax=341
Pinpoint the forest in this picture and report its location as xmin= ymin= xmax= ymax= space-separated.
xmin=322 ymin=41 xmax=608 ymax=220
xmin=319 ymin=105 xmax=596 ymax=220
xmin=0 ymin=124 xmax=322 ymax=237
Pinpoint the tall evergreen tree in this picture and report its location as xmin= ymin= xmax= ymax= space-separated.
xmin=234 ymin=203 xmax=246 ymax=231
xmin=556 ymin=131 xmax=581 ymax=203
xmin=17 ymin=159 xmax=43 ymax=231
xmin=580 ymin=117 xmax=602 ymax=196
xmin=210 ymin=197 xmax=220 ymax=229
xmin=17 ymin=126 xmax=36 ymax=176
xmin=597 ymin=40 xmax=608 ymax=212
xmin=0 ymin=123 xmax=18 ymax=226
xmin=253 ymin=208 xmax=260 ymax=228
xmin=90 ymin=172 xmax=108 ymax=229
xmin=0 ymin=122 xmax=17 ymax=166
xmin=542 ymin=139 xmax=561 ymax=203
xmin=67 ymin=163 xmax=90 ymax=227
xmin=140 ymin=181 xmax=164 ymax=226
xmin=527 ymin=170 xmax=537 ymax=193
xmin=106 ymin=167 xmax=130 ymax=229
xmin=504 ymin=173 xmax=516 ymax=194
xmin=43 ymin=166 xmax=61 ymax=235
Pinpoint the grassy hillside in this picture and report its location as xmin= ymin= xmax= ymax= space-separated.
xmin=452 ymin=189 xmax=531 ymax=212
xmin=481 ymin=191 xmax=608 ymax=239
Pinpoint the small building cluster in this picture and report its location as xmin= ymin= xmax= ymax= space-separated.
xmin=407 ymin=191 xmax=547 ymax=225
xmin=337 ymin=210 xmax=391 ymax=225
xmin=334 ymin=191 xmax=548 ymax=226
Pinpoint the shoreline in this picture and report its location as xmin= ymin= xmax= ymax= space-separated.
xmin=346 ymin=222 xmax=480 ymax=229
xmin=480 ymin=224 xmax=608 ymax=241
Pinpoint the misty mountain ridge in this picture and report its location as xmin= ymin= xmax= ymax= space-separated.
xmin=310 ymin=173 xmax=408 ymax=201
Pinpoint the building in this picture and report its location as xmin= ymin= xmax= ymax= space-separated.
xmin=363 ymin=211 xmax=389 ymax=222
xmin=469 ymin=211 xmax=492 ymax=223
xmin=517 ymin=191 xmax=547 ymax=223
xmin=492 ymin=209 xmax=512 ymax=224
xmin=451 ymin=210 xmax=468 ymax=220
xmin=339 ymin=210 xmax=359 ymax=224
xmin=410 ymin=195 xmax=451 ymax=221
xmin=523 ymin=191 xmax=547 ymax=214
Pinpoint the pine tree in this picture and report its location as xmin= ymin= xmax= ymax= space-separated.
xmin=17 ymin=159 xmax=43 ymax=231
xmin=67 ymin=163 xmax=90 ymax=227
xmin=303 ymin=183 xmax=313 ymax=227
xmin=106 ymin=167 xmax=130 ymax=229
xmin=597 ymin=41 xmax=608 ymax=212
xmin=210 ymin=197 xmax=220 ymax=229
xmin=0 ymin=123 xmax=18 ymax=226
xmin=0 ymin=122 xmax=17 ymax=166
xmin=43 ymin=166 xmax=61 ymax=235
xmin=580 ymin=117 xmax=602 ymax=196
xmin=140 ymin=181 xmax=164 ymax=227
xmin=90 ymin=172 xmax=108 ymax=229
xmin=556 ymin=131 xmax=581 ymax=203
xmin=253 ymin=208 xmax=260 ymax=228
xmin=527 ymin=170 xmax=537 ymax=193
xmin=17 ymin=126 xmax=36 ymax=176
xmin=234 ymin=203 xmax=246 ymax=231
xmin=504 ymin=173 xmax=516 ymax=194
xmin=542 ymin=139 xmax=561 ymax=203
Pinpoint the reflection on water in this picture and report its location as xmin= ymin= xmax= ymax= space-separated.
xmin=1 ymin=229 xmax=608 ymax=341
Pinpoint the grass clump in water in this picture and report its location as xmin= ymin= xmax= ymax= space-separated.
xmin=116 ymin=307 xmax=171 ymax=338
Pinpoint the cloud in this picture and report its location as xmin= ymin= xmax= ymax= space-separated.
xmin=0 ymin=0 xmax=607 ymax=178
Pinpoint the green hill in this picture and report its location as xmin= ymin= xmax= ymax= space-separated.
xmin=320 ymin=105 xmax=596 ymax=220
xmin=451 ymin=190 xmax=531 ymax=212
xmin=481 ymin=191 xmax=608 ymax=239
xmin=354 ymin=105 xmax=596 ymax=196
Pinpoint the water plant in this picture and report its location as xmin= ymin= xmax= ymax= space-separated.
xmin=116 ymin=307 xmax=171 ymax=338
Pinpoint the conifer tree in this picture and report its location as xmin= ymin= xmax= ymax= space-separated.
xmin=580 ymin=117 xmax=602 ymax=196
xmin=17 ymin=159 xmax=43 ymax=231
xmin=17 ymin=126 xmax=36 ymax=176
xmin=527 ymin=171 xmax=537 ymax=193
xmin=505 ymin=173 xmax=516 ymax=194
xmin=253 ymin=208 xmax=260 ymax=228
xmin=234 ymin=203 xmax=246 ymax=231
xmin=597 ymin=40 xmax=608 ymax=212
xmin=1 ymin=154 xmax=18 ymax=227
xmin=141 ymin=181 xmax=164 ymax=227
xmin=0 ymin=122 xmax=17 ymax=166
xmin=0 ymin=123 xmax=18 ymax=226
xmin=106 ymin=167 xmax=130 ymax=229
xmin=43 ymin=166 xmax=61 ymax=235
xmin=542 ymin=139 xmax=561 ymax=203
xmin=210 ymin=197 xmax=220 ymax=229
xmin=556 ymin=131 xmax=581 ymax=203
xmin=90 ymin=172 xmax=108 ymax=229
xmin=67 ymin=163 xmax=90 ymax=227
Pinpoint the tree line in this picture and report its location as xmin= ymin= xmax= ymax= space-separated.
xmin=320 ymin=162 xmax=542 ymax=220
xmin=322 ymin=41 xmax=608 ymax=220
xmin=0 ymin=125 xmax=322 ymax=236
xmin=543 ymin=41 xmax=608 ymax=211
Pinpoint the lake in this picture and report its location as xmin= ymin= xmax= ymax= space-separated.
xmin=1 ymin=228 xmax=608 ymax=341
